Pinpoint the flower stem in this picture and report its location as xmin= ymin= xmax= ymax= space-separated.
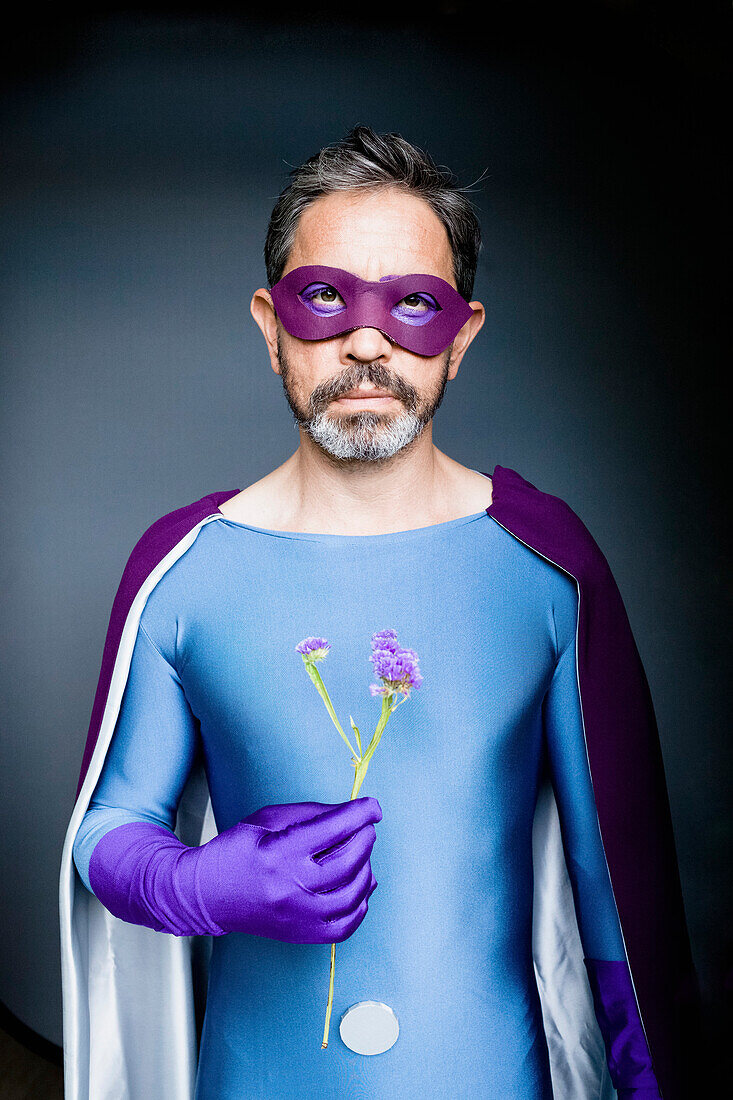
xmin=305 ymin=660 xmax=359 ymax=758
xmin=321 ymin=942 xmax=336 ymax=1049
xmin=321 ymin=696 xmax=394 ymax=1050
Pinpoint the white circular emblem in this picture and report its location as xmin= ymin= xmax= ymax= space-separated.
xmin=339 ymin=1000 xmax=399 ymax=1055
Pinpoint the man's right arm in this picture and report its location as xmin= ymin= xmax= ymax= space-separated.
xmin=72 ymin=616 xmax=210 ymax=927
xmin=73 ymin=617 xmax=381 ymax=942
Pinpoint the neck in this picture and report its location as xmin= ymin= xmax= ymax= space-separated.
xmin=275 ymin=438 xmax=462 ymax=536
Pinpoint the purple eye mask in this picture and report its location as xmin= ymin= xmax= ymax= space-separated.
xmin=269 ymin=265 xmax=475 ymax=357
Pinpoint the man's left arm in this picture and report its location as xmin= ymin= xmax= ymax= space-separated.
xmin=542 ymin=618 xmax=663 ymax=1099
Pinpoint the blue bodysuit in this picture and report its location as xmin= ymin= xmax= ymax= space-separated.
xmin=73 ymin=483 xmax=629 ymax=1099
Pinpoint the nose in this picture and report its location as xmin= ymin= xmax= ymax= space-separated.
xmin=340 ymin=325 xmax=393 ymax=363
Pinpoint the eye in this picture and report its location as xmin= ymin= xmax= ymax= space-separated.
xmin=299 ymin=282 xmax=346 ymax=316
xmin=391 ymin=292 xmax=442 ymax=326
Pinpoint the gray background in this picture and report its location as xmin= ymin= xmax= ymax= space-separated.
xmin=1 ymin=1 xmax=729 ymax=1082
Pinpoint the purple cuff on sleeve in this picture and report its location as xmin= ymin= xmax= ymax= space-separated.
xmin=88 ymin=819 xmax=225 ymax=937
xmin=584 ymin=958 xmax=662 ymax=1095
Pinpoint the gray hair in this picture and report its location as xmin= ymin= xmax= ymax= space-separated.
xmin=264 ymin=125 xmax=484 ymax=301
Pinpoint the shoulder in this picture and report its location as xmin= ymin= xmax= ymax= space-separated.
xmin=122 ymin=489 xmax=237 ymax=662
xmin=103 ymin=489 xmax=239 ymax=649
xmin=489 ymin=465 xmax=614 ymax=587
xmin=120 ymin=488 xmax=239 ymax=585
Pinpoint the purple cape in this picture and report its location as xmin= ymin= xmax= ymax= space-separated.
xmin=66 ymin=464 xmax=701 ymax=1099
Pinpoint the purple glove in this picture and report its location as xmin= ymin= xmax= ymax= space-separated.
xmin=583 ymin=958 xmax=662 ymax=1097
xmin=87 ymin=796 xmax=382 ymax=943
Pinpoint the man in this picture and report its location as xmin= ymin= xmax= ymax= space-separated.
xmin=59 ymin=125 xmax=699 ymax=1099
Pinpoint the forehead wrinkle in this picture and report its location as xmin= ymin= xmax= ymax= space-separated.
xmin=286 ymin=190 xmax=455 ymax=286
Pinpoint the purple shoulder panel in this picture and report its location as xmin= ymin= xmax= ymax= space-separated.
xmin=75 ymin=488 xmax=240 ymax=801
xmin=483 ymin=464 xmax=701 ymax=1100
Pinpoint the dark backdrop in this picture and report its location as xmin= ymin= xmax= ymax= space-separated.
xmin=0 ymin=1 xmax=729 ymax=1086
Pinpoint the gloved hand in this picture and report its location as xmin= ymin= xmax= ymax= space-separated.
xmin=87 ymin=796 xmax=382 ymax=943
xmin=192 ymin=797 xmax=382 ymax=942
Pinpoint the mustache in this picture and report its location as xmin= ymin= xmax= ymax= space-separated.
xmin=275 ymin=340 xmax=416 ymax=409
xmin=321 ymin=368 xmax=411 ymax=405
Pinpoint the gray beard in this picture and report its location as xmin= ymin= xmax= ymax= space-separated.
xmin=276 ymin=335 xmax=451 ymax=463
xmin=304 ymin=404 xmax=430 ymax=462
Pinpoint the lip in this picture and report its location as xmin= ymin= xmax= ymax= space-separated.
xmin=336 ymin=390 xmax=396 ymax=401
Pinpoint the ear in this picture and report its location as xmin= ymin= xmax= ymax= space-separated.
xmin=250 ymin=289 xmax=281 ymax=374
xmin=446 ymin=301 xmax=485 ymax=378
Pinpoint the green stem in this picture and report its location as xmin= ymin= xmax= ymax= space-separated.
xmin=321 ymin=942 xmax=335 ymax=1049
xmin=305 ymin=660 xmax=359 ymax=759
xmin=322 ymin=694 xmax=398 ymax=1047
xmin=350 ymin=694 xmax=395 ymax=797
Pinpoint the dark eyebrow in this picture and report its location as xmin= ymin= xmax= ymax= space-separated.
xmin=378 ymin=274 xmax=443 ymax=284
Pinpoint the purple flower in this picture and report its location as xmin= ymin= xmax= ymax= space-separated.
xmin=368 ymin=629 xmax=422 ymax=698
xmin=370 ymin=628 xmax=399 ymax=653
xmin=296 ymin=636 xmax=331 ymax=661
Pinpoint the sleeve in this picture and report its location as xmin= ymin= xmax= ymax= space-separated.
xmin=542 ymin=607 xmax=663 ymax=1099
xmin=72 ymin=619 xmax=223 ymax=936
